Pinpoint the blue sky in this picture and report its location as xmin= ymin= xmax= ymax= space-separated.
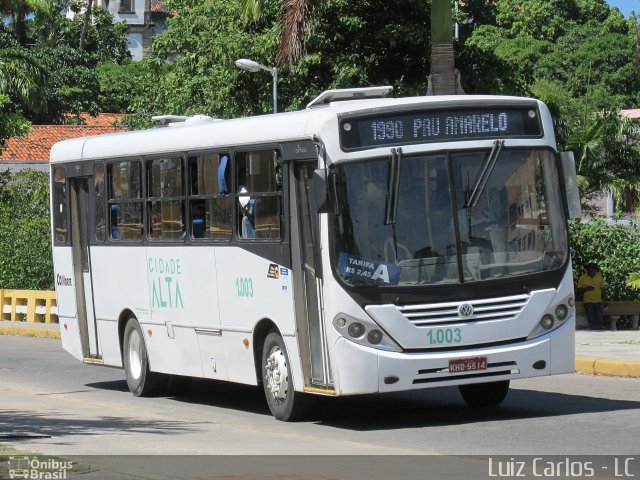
xmin=606 ymin=0 xmax=639 ymax=15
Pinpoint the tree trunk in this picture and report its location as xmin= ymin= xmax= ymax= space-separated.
xmin=427 ymin=0 xmax=464 ymax=95
xmin=79 ymin=0 xmax=94 ymax=51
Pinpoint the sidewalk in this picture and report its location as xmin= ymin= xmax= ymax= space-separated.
xmin=575 ymin=329 xmax=640 ymax=377
xmin=1 ymin=320 xmax=638 ymax=377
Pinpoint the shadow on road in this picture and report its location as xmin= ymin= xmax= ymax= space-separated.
xmin=312 ymin=386 xmax=640 ymax=430
xmin=85 ymin=380 xmax=129 ymax=392
xmin=80 ymin=376 xmax=640 ymax=431
xmin=0 ymin=408 xmax=199 ymax=440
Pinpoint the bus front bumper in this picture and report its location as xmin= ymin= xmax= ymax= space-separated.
xmin=331 ymin=317 xmax=575 ymax=396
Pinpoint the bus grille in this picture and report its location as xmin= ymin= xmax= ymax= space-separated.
xmin=398 ymin=294 xmax=531 ymax=327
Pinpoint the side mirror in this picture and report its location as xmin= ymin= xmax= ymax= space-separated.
xmin=560 ymin=152 xmax=582 ymax=220
xmin=312 ymin=168 xmax=330 ymax=213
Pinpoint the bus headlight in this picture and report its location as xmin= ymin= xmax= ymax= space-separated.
xmin=333 ymin=313 xmax=401 ymax=352
xmin=348 ymin=322 xmax=365 ymax=338
xmin=540 ymin=314 xmax=554 ymax=330
xmin=527 ymin=296 xmax=575 ymax=340
xmin=555 ymin=304 xmax=568 ymax=321
xmin=367 ymin=330 xmax=383 ymax=344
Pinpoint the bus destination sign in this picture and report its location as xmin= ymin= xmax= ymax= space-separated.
xmin=339 ymin=106 xmax=542 ymax=151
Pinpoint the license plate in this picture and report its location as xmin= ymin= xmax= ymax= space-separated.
xmin=449 ymin=357 xmax=487 ymax=373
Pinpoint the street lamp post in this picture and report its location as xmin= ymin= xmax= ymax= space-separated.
xmin=235 ymin=58 xmax=279 ymax=113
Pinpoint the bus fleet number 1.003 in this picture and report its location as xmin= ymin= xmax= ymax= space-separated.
xmin=427 ymin=328 xmax=462 ymax=345
xmin=236 ymin=277 xmax=254 ymax=298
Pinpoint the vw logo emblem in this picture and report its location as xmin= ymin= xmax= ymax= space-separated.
xmin=458 ymin=303 xmax=474 ymax=318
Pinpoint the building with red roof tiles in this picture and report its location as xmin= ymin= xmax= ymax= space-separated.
xmin=0 ymin=114 xmax=125 ymax=172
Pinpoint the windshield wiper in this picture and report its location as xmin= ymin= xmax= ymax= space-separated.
xmin=384 ymin=147 xmax=402 ymax=225
xmin=465 ymin=139 xmax=504 ymax=209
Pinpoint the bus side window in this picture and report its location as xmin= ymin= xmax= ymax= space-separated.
xmin=188 ymin=153 xmax=232 ymax=240
xmin=235 ymin=150 xmax=282 ymax=240
xmin=147 ymin=157 xmax=185 ymax=241
xmin=107 ymin=160 xmax=143 ymax=242
xmin=52 ymin=166 xmax=68 ymax=244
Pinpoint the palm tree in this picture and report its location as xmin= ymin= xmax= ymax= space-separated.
xmin=242 ymin=0 xmax=465 ymax=97
xmin=564 ymin=110 xmax=640 ymax=213
xmin=0 ymin=48 xmax=46 ymax=111
xmin=241 ymin=0 xmax=320 ymax=66
xmin=427 ymin=0 xmax=464 ymax=95
xmin=1 ymin=0 xmax=53 ymax=45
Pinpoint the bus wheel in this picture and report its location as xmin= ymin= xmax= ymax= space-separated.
xmin=262 ymin=331 xmax=308 ymax=421
xmin=123 ymin=318 xmax=162 ymax=397
xmin=459 ymin=380 xmax=510 ymax=407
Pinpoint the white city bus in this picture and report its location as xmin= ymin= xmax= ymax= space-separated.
xmin=50 ymin=87 xmax=580 ymax=420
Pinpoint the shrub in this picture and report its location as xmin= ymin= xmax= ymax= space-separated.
xmin=0 ymin=169 xmax=53 ymax=290
xmin=569 ymin=219 xmax=640 ymax=301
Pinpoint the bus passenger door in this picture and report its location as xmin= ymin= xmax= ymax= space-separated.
xmin=69 ymin=177 xmax=99 ymax=359
xmin=291 ymin=162 xmax=332 ymax=390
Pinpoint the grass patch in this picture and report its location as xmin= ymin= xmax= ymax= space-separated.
xmin=0 ymin=445 xmax=24 ymax=455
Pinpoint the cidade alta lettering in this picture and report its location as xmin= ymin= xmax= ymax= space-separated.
xmin=148 ymin=257 xmax=184 ymax=309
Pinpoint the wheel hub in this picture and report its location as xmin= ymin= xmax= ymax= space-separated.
xmin=265 ymin=346 xmax=288 ymax=404
xmin=128 ymin=329 xmax=143 ymax=380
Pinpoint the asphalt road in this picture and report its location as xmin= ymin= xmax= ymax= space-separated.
xmin=1 ymin=335 xmax=639 ymax=478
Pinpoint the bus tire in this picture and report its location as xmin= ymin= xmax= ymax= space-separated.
xmin=261 ymin=331 xmax=309 ymax=421
xmin=458 ymin=380 xmax=510 ymax=407
xmin=123 ymin=318 xmax=162 ymax=397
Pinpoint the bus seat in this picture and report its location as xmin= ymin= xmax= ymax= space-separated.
xmin=192 ymin=218 xmax=205 ymax=238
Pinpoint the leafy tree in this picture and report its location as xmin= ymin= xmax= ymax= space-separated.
xmin=29 ymin=45 xmax=101 ymax=123
xmin=30 ymin=3 xmax=130 ymax=63
xmin=0 ymin=169 xmax=53 ymax=290
xmin=462 ymin=0 xmax=640 ymax=108
xmin=119 ymin=0 xmax=431 ymax=125
xmin=0 ymin=93 xmax=31 ymax=150
xmin=0 ymin=2 xmax=131 ymax=123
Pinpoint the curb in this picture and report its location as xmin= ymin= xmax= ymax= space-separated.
xmin=0 ymin=324 xmax=60 ymax=339
xmin=576 ymin=357 xmax=640 ymax=378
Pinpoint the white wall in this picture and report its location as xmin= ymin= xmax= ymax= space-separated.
xmin=107 ymin=0 xmax=146 ymax=25
xmin=127 ymin=32 xmax=144 ymax=61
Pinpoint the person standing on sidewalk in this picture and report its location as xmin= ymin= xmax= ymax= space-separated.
xmin=576 ymin=263 xmax=608 ymax=330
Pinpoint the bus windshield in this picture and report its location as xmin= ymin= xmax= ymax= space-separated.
xmin=332 ymin=148 xmax=568 ymax=287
